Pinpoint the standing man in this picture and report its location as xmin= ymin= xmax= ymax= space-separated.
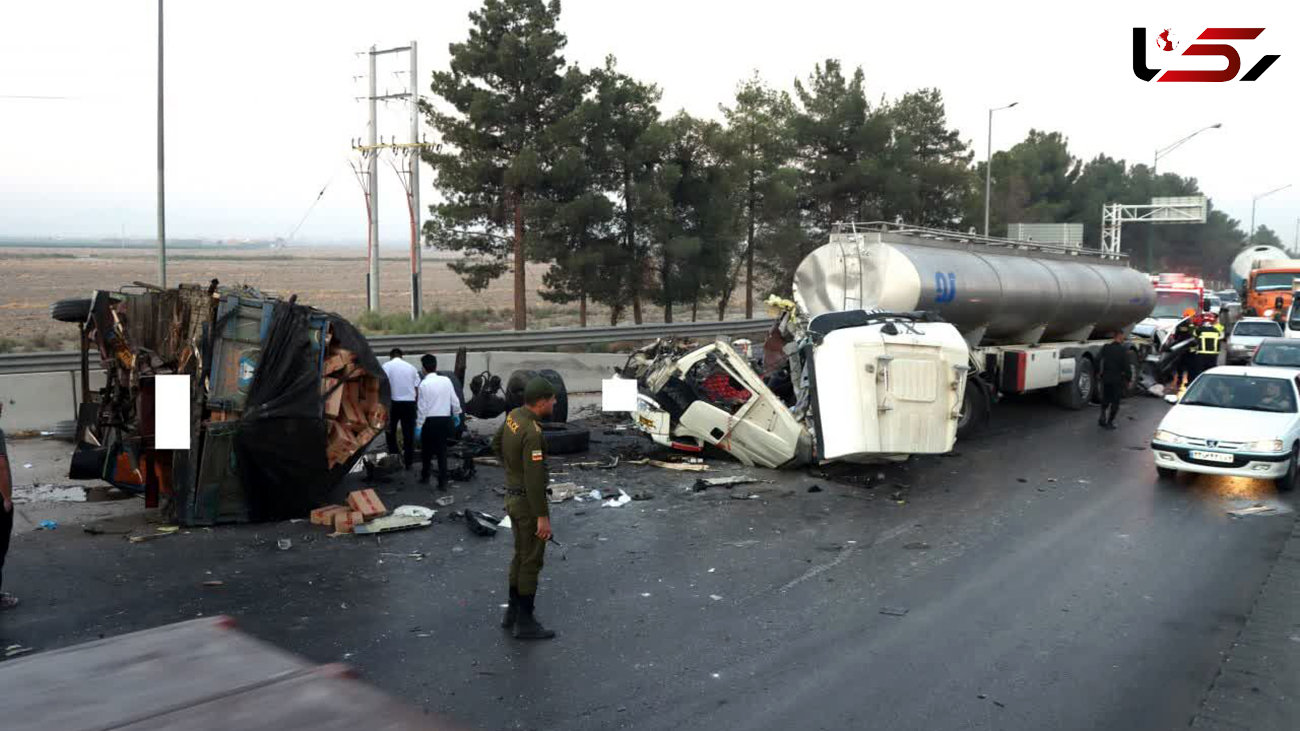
xmin=381 ymin=348 xmax=421 ymax=470
xmin=1170 ymin=310 xmax=1197 ymax=391
xmin=1192 ymin=313 xmax=1225 ymax=383
xmin=0 ymin=402 xmax=17 ymax=609
xmin=1097 ymin=330 xmax=1129 ymax=430
xmin=492 ymin=378 xmax=557 ymax=641
xmin=416 ymin=354 xmax=461 ymax=489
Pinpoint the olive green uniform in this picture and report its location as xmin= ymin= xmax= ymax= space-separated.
xmin=491 ymin=406 xmax=549 ymax=595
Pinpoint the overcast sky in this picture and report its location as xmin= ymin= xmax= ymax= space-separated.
xmin=1 ymin=0 xmax=1297 ymax=250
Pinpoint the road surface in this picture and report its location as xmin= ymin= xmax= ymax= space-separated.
xmin=1 ymin=395 xmax=1295 ymax=730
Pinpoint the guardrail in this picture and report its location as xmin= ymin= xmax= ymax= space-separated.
xmin=0 ymin=318 xmax=776 ymax=375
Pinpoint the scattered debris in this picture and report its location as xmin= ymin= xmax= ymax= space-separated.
xmin=709 ymin=594 xmax=723 ymax=601
xmin=394 ymin=505 xmax=435 ymax=520
xmin=156 ymin=526 xmax=180 ymax=534
xmin=588 ymin=489 xmax=603 ymax=501
xmin=128 ymin=533 xmax=172 ymax=543
xmin=464 ymin=510 xmax=499 ymax=537
xmin=1016 ymin=478 xmax=1027 ymax=483
xmin=902 ymin=542 xmax=930 ymax=550
xmin=807 ymin=485 xmax=823 ymax=493
xmin=646 ymin=459 xmax=709 ymax=472
xmin=473 ymin=456 xmax=502 ymax=467
xmin=310 ymin=505 xmax=350 ymax=526
xmin=603 ymin=490 xmax=633 ymax=508
xmin=276 ymin=538 xmax=293 ymax=551
xmin=22 ymin=463 xmax=33 ymax=469
xmin=36 ymin=520 xmax=58 ymax=530
xmin=879 ymin=606 xmax=909 ymax=617
xmin=499 ymin=515 xmax=512 ymax=529
xmin=347 ymin=489 xmax=388 ymax=519
xmin=333 ymin=511 xmax=364 ymax=534
xmin=354 ymin=514 xmax=433 ymax=535
xmin=4 ymin=645 xmax=34 ymax=659
xmin=202 ymin=580 xmax=225 ymax=588
xmin=548 ymin=482 xmax=584 ymax=503
xmin=631 ymin=491 xmax=654 ymax=501
xmin=694 ymin=475 xmax=765 ymax=491
xmin=434 ymin=495 xmax=456 ymax=507
xmin=1228 ymin=504 xmax=1278 ymax=518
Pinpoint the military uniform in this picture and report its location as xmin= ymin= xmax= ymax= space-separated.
xmin=491 ymin=383 xmax=557 ymax=640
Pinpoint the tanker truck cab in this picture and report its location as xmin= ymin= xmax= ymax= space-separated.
xmin=1133 ymin=276 xmax=1203 ymax=349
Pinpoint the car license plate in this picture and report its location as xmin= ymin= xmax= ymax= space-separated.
xmin=1190 ymin=450 xmax=1234 ymax=464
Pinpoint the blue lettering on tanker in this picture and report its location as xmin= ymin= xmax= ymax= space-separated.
xmin=935 ymin=272 xmax=957 ymax=304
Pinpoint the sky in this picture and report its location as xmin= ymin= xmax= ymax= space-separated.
xmin=1 ymin=0 xmax=1298 ymax=251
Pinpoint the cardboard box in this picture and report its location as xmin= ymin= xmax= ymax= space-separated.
xmin=322 ymin=377 xmax=343 ymax=418
xmin=333 ymin=510 xmax=363 ymax=534
xmin=310 ymin=504 xmax=349 ymax=526
xmin=347 ymin=488 xmax=388 ymax=519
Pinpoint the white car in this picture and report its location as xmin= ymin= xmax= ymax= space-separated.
xmin=1226 ymin=317 xmax=1285 ymax=363
xmin=1152 ymin=366 xmax=1300 ymax=489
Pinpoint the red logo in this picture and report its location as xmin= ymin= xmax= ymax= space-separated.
xmin=1133 ymin=27 xmax=1281 ymax=82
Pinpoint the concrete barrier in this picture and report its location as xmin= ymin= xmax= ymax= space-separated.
xmin=0 ymin=352 xmax=627 ymax=431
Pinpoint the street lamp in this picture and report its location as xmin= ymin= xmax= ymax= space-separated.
xmin=983 ymin=101 xmax=1018 ymax=237
xmin=1250 ymin=184 xmax=1292 ymax=245
xmin=1153 ymin=123 xmax=1220 ymax=174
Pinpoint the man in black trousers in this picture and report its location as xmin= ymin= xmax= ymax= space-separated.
xmin=1097 ymin=330 xmax=1130 ymax=430
xmin=416 ymin=354 xmax=462 ymax=489
xmin=380 ymin=348 xmax=421 ymax=469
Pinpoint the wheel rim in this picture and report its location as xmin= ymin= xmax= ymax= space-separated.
xmin=1078 ymin=365 xmax=1093 ymax=399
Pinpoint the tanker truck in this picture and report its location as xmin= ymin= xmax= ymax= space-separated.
xmin=622 ymin=223 xmax=1157 ymax=468
xmin=1230 ymin=244 xmax=1288 ymax=293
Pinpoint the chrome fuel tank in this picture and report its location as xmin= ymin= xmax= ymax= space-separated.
xmin=793 ymin=225 xmax=1156 ymax=346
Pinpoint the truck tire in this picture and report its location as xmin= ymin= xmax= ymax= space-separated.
xmin=539 ymin=422 xmax=589 ymax=455
xmin=51 ymin=297 xmax=92 ymax=324
xmin=956 ymin=381 xmax=990 ymax=440
xmin=1124 ymin=349 xmax=1143 ymax=397
xmin=505 ymin=368 xmax=569 ymax=423
xmin=1053 ymin=356 xmax=1093 ymax=410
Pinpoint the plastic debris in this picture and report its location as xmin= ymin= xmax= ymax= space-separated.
xmin=807 ymin=484 xmax=823 ymax=493
xmin=355 ymin=514 xmax=433 ymax=535
xmin=1228 ymin=504 xmax=1278 ymax=517
xmin=434 ymin=495 xmax=455 ymax=507
xmin=37 ymin=520 xmax=58 ymax=530
xmin=879 ymin=606 xmax=909 ymax=617
xmin=464 ymin=509 xmax=499 ymax=536
xmin=22 ymin=463 xmax=32 ymax=469
xmin=499 ymin=515 xmax=512 ymax=529
xmin=548 ymin=482 xmax=584 ymax=503
xmin=631 ymin=491 xmax=654 ymax=501
xmin=394 ymin=505 xmax=436 ymax=519
xmin=202 ymin=580 xmax=225 ymax=588
xmin=276 ymin=538 xmax=293 ymax=550
xmin=603 ymin=489 xmax=633 ymax=508
xmin=588 ymin=489 xmax=603 ymax=500
xmin=156 ymin=526 xmax=180 ymax=534
xmin=647 ymin=459 xmax=708 ymax=472
xmin=694 ymin=475 xmax=762 ymax=490
xmin=709 ymin=594 xmax=723 ymax=601
xmin=5 ymin=645 xmax=34 ymax=659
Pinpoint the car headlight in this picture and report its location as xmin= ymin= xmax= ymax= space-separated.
xmin=1154 ymin=429 xmax=1186 ymax=444
xmin=1245 ymin=439 xmax=1285 ymax=452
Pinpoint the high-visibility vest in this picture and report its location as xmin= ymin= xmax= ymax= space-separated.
xmin=1195 ymin=325 xmax=1223 ymax=355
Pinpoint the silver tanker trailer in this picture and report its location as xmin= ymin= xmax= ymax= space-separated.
xmin=622 ymin=223 xmax=1158 ymax=468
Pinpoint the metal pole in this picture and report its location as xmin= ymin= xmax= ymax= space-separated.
xmin=156 ymin=0 xmax=166 ymax=288
xmin=1250 ymin=199 xmax=1257 ymax=246
xmin=983 ymin=107 xmax=993 ymax=237
xmin=367 ymin=46 xmax=380 ymax=312
xmin=409 ymin=41 xmax=422 ymax=320
xmin=1294 ymin=217 xmax=1299 ymax=256
xmin=1153 ymin=149 xmax=1157 ymax=175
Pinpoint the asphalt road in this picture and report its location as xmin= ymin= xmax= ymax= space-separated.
xmin=1 ymin=395 xmax=1295 ymax=731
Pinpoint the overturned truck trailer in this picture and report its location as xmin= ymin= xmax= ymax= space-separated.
xmin=54 ymin=282 xmax=388 ymax=525
xmin=626 ymin=223 xmax=1155 ymax=468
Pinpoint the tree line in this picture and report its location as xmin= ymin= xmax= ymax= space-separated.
xmin=422 ymin=0 xmax=1261 ymax=329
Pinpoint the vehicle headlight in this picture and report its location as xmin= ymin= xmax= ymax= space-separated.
xmin=1245 ymin=439 xmax=1285 ymax=452
xmin=1154 ymin=430 xmax=1186 ymax=444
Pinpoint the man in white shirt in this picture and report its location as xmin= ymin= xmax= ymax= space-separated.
xmin=381 ymin=349 xmax=421 ymax=469
xmin=417 ymin=354 xmax=463 ymax=489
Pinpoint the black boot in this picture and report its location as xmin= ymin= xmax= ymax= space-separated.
xmin=501 ymin=586 xmax=519 ymax=629
xmin=513 ymin=593 xmax=556 ymax=640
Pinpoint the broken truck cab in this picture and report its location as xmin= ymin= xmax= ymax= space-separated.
xmin=627 ymin=307 xmax=970 ymax=469
xmin=53 ymin=282 xmax=388 ymax=525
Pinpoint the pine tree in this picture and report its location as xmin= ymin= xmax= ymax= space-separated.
xmin=888 ymin=88 xmax=974 ymax=228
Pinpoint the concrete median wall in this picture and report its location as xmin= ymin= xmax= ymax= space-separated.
xmin=0 ymin=352 xmax=625 ymax=432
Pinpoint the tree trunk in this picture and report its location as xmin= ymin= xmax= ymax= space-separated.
xmin=623 ymin=168 xmax=643 ymax=324
xmin=745 ymin=169 xmax=756 ymax=319
xmin=662 ymin=259 xmax=673 ymax=323
xmin=691 ymin=298 xmax=698 ymax=322
xmin=579 ymin=292 xmax=588 ymax=328
xmin=512 ymin=189 xmax=526 ymax=330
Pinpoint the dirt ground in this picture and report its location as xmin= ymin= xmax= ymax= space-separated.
xmin=0 ymin=247 xmax=754 ymax=349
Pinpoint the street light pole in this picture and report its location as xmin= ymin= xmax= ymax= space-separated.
xmin=156 ymin=0 xmax=166 ymax=288
xmin=1153 ymin=122 xmax=1221 ymax=174
xmin=1250 ymin=184 xmax=1292 ymax=245
xmin=983 ymin=101 xmax=1018 ymax=237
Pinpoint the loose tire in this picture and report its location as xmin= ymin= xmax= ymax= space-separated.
xmin=51 ymin=298 xmax=92 ymax=324
xmin=539 ymin=422 xmax=589 ymax=455
xmin=505 ymin=368 xmax=569 ymax=423
xmin=956 ymin=380 xmax=990 ymax=440
xmin=1054 ymin=356 xmax=1094 ymax=410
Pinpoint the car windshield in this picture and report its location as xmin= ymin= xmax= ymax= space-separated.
xmin=1234 ymin=321 xmax=1284 ymax=337
xmin=1219 ymin=291 xmax=1241 ymax=303
xmin=1151 ymin=291 xmax=1200 ymax=319
xmin=1181 ymin=374 xmax=1297 ymax=413
xmin=1253 ymin=272 xmax=1300 ymax=291
xmin=1254 ymin=341 xmax=1300 ymax=367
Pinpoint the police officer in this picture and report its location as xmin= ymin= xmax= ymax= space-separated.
xmin=1191 ymin=313 xmax=1224 ymax=382
xmin=491 ymin=377 xmax=558 ymax=640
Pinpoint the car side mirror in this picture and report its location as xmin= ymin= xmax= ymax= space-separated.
xmin=1164 ymin=394 xmax=1179 ymax=405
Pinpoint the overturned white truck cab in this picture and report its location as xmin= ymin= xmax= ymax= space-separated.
xmin=625 ymin=223 xmax=1156 ymax=468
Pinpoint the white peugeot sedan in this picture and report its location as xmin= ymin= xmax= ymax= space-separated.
xmin=1152 ymin=366 xmax=1300 ymax=490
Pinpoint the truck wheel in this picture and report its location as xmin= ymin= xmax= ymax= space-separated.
xmin=956 ymin=381 xmax=989 ymax=439
xmin=504 ymin=369 xmax=538 ymax=411
xmin=1054 ymin=356 xmax=1093 ymax=410
xmin=1124 ymin=349 xmax=1142 ymax=397
xmin=51 ymin=298 xmax=92 ymax=324
xmin=504 ymin=368 xmax=568 ymax=423
xmin=539 ymin=422 xmax=589 ymax=455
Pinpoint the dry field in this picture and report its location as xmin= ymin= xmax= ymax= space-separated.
xmin=0 ymin=246 xmax=753 ymax=350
